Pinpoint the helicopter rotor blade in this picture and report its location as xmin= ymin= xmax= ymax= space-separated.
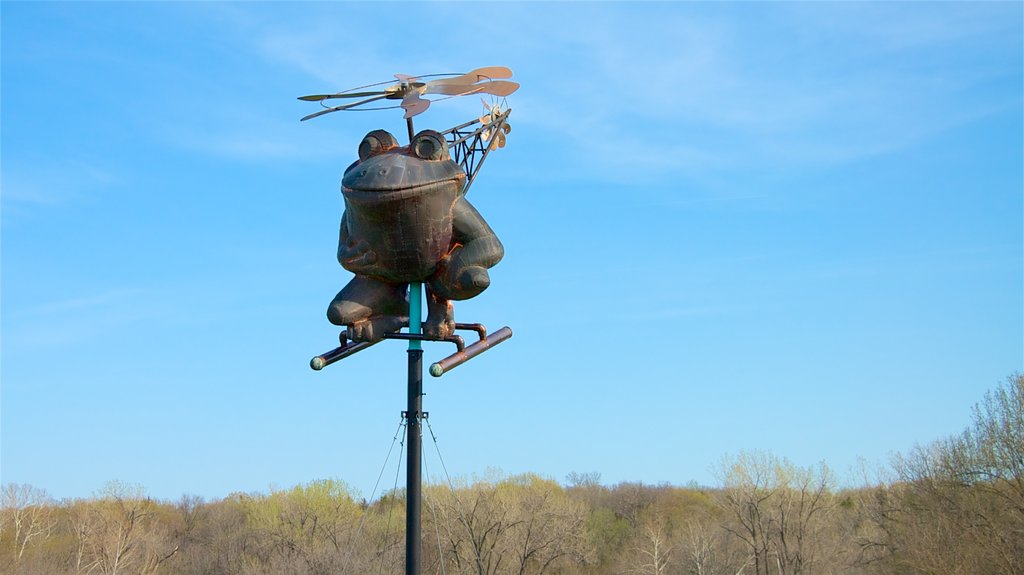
xmin=403 ymin=66 xmax=513 ymax=86
xmin=296 ymin=74 xmax=412 ymax=101
xmin=424 ymin=80 xmax=520 ymax=98
xmin=300 ymin=94 xmax=390 ymax=121
xmin=298 ymin=90 xmax=386 ymax=102
xmin=438 ymin=66 xmax=513 ymax=85
xmin=299 ymin=81 xmax=423 ymax=102
xmin=416 ymin=67 xmax=514 ymax=94
xmin=401 ymin=92 xmax=430 ymax=119
xmin=299 ymin=67 xmax=514 ymax=101
xmin=298 ymin=67 xmax=516 ymax=121
xmin=469 ymin=80 xmax=520 ymax=97
xmin=422 ymin=82 xmax=483 ymax=96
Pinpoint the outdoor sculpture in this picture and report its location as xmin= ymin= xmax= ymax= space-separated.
xmin=304 ymin=66 xmax=517 ymax=373
xmin=328 ymin=128 xmax=504 ymax=342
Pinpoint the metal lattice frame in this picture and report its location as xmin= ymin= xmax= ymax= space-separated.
xmin=440 ymin=108 xmax=511 ymax=195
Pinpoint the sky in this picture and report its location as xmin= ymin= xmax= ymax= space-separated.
xmin=2 ymin=1 xmax=1021 ymax=503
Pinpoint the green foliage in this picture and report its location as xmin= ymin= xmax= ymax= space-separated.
xmin=585 ymin=507 xmax=630 ymax=563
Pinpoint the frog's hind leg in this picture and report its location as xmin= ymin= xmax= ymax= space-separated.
xmin=327 ymin=276 xmax=408 ymax=342
xmin=423 ymin=286 xmax=455 ymax=340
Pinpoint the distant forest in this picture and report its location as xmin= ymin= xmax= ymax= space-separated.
xmin=3 ymin=374 xmax=1021 ymax=575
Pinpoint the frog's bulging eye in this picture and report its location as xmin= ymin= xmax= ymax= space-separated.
xmin=412 ymin=130 xmax=447 ymax=161
xmin=358 ymin=130 xmax=398 ymax=161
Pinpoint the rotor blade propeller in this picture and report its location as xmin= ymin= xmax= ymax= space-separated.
xmin=298 ymin=66 xmax=516 ymax=121
xmin=300 ymin=94 xmax=389 ymax=121
xmin=299 ymin=76 xmax=427 ymax=102
xmin=401 ymin=92 xmax=430 ymax=119
xmin=436 ymin=66 xmax=513 ymax=85
xmin=422 ymin=81 xmax=483 ymax=96
xmin=298 ymin=90 xmax=386 ymax=102
xmin=424 ymin=80 xmax=520 ymax=97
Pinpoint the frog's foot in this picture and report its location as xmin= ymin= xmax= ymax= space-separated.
xmin=348 ymin=314 xmax=407 ymax=343
xmin=328 ymin=276 xmax=407 ymax=327
xmin=423 ymin=294 xmax=455 ymax=339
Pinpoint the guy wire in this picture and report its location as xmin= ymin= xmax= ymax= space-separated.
xmin=425 ymin=418 xmax=485 ymax=571
xmin=340 ymin=417 xmax=406 ymax=575
xmin=422 ymin=447 xmax=448 ymax=575
xmin=379 ymin=423 xmax=407 ymax=575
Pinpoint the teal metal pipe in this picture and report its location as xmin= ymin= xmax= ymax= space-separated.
xmin=408 ymin=282 xmax=423 ymax=350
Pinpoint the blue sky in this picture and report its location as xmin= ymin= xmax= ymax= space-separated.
xmin=2 ymin=1 xmax=1021 ymax=501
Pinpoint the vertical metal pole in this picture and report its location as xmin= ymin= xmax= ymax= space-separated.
xmin=406 ymin=282 xmax=422 ymax=575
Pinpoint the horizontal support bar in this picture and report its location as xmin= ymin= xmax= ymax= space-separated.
xmin=310 ymin=339 xmax=377 ymax=370
xmin=429 ymin=326 xmax=512 ymax=377
xmin=310 ymin=321 xmax=507 ymax=371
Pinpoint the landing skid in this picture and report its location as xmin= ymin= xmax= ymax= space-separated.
xmin=310 ymin=322 xmax=512 ymax=377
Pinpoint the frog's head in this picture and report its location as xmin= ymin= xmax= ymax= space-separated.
xmin=342 ymin=129 xmax=465 ymax=196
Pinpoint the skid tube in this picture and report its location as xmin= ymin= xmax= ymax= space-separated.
xmin=309 ymin=323 xmax=511 ymax=373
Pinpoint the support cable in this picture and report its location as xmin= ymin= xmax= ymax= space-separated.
xmin=341 ymin=418 xmax=407 ymax=575
xmin=422 ymin=447 xmax=448 ymax=575
xmin=425 ymin=418 xmax=485 ymax=572
xmin=379 ymin=425 xmax=407 ymax=575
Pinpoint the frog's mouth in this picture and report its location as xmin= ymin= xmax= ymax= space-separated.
xmin=343 ymin=176 xmax=465 ymax=201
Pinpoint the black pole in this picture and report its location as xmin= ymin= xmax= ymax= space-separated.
xmin=405 ymin=282 xmax=423 ymax=575
xmin=405 ymin=348 xmax=423 ymax=575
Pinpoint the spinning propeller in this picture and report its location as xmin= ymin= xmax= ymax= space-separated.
xmin=298 ymin=66 xmax=519 ymax=121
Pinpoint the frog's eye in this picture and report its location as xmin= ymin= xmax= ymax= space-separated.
xmin=358 ymin=130 xmax=398 ymax=161
xmin=412 ymin=130 xmax=447 ymax=161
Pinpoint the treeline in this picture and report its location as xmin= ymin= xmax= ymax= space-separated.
xmin=3 ymin=374 xmax=1021 ymax=575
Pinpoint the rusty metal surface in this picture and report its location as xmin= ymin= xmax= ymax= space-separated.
xmin=310 ymin=339 xmax=378 ymax=370
xmin=428 ymin=326 xmax=512 ymax=377
xmin=454 ymin=322 xmax=487 ymax=341
xmin=309 ymin=70 xmax=515 ymax=367
xmin=441 ymin=108 xmax=511 ymax=195
xmin=326 ymin=128 xmax=504 ymax=344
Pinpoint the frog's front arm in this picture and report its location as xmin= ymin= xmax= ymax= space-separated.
xmin=428 ymin=197 xmax=503 ymax=300
xmin=337 ymin=209 xmax=381 ymax=276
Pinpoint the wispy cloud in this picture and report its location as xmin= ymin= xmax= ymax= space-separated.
xmin=5 ymin=286 xmax=166 ymax=349
xmin=201 ymin=2 xmax=424 ymax=87
xmin=157 ymin=111 xmax=351 ymax=162
xmin=500 ymin=3 xmax=1020 ymax=179
xmin=806 ymin=244 xmax=1021 ymax=281
xmin=2 ymin=159 xmax=121 ymax=209
xmin=191 ymin=2 xmax=1019 ymax=186
xmin=25 ymin=288 xmax=147 ymax=316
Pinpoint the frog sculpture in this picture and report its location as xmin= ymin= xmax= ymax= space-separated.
xmin=327 ymin=128 xmax=503 ymax=342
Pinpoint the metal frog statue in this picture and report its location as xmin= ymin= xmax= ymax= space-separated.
xmin=329 ymin=127 xmax=502 ymax=342
xmin=304 ymin=66 xmax=517 ymax=374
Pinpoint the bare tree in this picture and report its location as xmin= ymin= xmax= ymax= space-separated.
xmin=715 ymin=451 xmax=836 ymax=575
xmin=1 ymin=483 xmax=57 ymax=565
xmin=628 ymin=515 xmax=674 ymax=575
xmin=69 ymin=481 xmax=180 ymax=575
xmin=683 ymin=518 xmax=751 ymax=575
xmin=430 ymin=473 xmax=588 ymax=575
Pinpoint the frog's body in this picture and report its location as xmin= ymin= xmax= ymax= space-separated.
xmin=327 ymin=129 xmax=504 ymax=342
